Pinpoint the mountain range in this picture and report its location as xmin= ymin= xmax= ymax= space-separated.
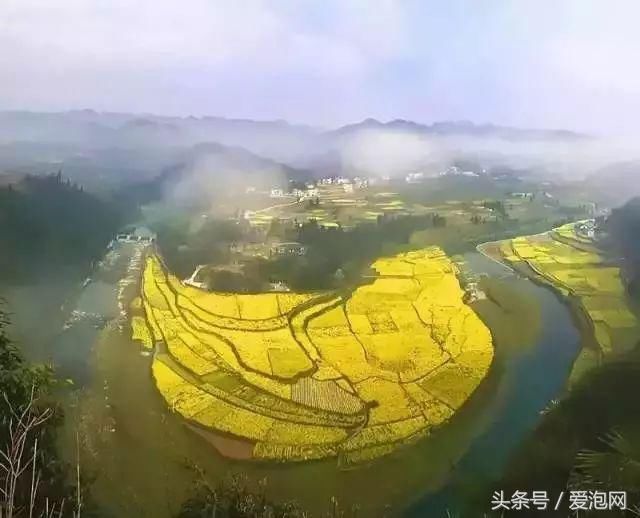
xmin=0 ymin=109 xmax=587 ymax=156
xmin=2 ymin=110 xmax=628 ymax=203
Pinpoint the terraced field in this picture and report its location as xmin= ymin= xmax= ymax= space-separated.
xmin=496 ymin=228 xmax=640 ymax=379
xmin=135 ymin=247 xmax=494 ymax=464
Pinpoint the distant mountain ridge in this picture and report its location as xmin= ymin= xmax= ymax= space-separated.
xmin=326 ymin=118 xmax=589 ymax=141
xmin=0 ymin=110 xmax=587 ymax=146
xmin=583 ymin=161 xmax=640 ymax=205
xmin=158 ymin=141 xmax=311 ymax=184
xmin=0 ymin=110 xmax=596 ymax=191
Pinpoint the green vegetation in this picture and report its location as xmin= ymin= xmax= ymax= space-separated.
xmin=178 ymin=477 xmax=309 ymax=518
xmin=493 ymin=230 xmax=640 ymax=382
xmin=0 ymin=309 xmax=78 ymax=516
xmin=607 ymin=197 xmax=640 ymax=301
xmin=148 ymin=175 xmax=591 ymax=294
xmin=177 ymin=475 xmax=369 ymax=518
xmin=491 ymin=346 xmax=640 ymax=517
xmin=153 ymin=212 xmax=450 ymax=291
xmin=1 ymin=161 xmax=620 ymax=516
xmin=153 ymin=216 xmax=244 ymax=278
xmin=0 ymin=173 xmax=124 ymax=282
xmin=279 ymin=214 xmax=444 ymax=289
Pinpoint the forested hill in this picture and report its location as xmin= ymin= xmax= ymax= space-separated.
xmin=607 ymin=196 xmax=640 ymax=299
xmin=118 ymin=141 xmax=312 ymax=209
xmin=0 ymin=173 xmax=124 ymax=282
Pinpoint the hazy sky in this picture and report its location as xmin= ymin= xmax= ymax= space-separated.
xmin=2 ymin=0 xmax=640 ymax=133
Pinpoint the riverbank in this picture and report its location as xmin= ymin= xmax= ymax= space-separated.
xmin=481 ymin=229 xmax=640 ymax=385
xmin=44 ymin=236 xmax=581 ymax=517
xmin=406 ymin=251 xmax=581 ymax=516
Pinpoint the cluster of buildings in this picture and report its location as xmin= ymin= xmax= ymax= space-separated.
xmin=115 ymin=226 xmax=156 ymax=244
xmin=269 ymin=241 xmax=308 ymax=257
xmin=509 ymin=191 xmax=555 ymax=200
xmin=227 ymin=240 xmax=308 ymax=260
xmin=405 ymin=172 xmax=426 ymax=183
xmin=404 ymin=166 xmax=484 ymax=183
xmin=438 ymin=166 xmax=481 ymax=178
xmin=317 ymin=176 xmax=350 ymax=185
xmin=269 ymin=184 xmax=319 ymax=199
xmin=576 ymin=219 xmax=598 ymax=239
xmin=317 ymin=176 xmax=370 ymax=191
xmin=269 ymin=187 xmax=320 ymax=199
xmin=269 ymin=175 xmax=371 ymax=199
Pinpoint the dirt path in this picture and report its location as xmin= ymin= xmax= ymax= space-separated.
xmin=252 ymin=198 xmax=302 ymax=214
xmin=476 ymin=241 xmax=516 ymax=273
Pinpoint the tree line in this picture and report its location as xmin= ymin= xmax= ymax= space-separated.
xmin=606 ymin=197 xmax=640 ymax=300
xmin=0 ymin=173 xmax=125 ymax=283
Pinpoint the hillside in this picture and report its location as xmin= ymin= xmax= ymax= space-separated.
xmin=123 ymin=141 xmax=312 ymax=208
xmin=607 ymin=197 xmax=640 ymax=299
xmin=326 ymin=118 xmax=588 ymax=142
xmin=0 ymin=173 xmax=123 ymax=281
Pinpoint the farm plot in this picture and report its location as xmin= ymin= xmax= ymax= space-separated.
xmin=498 ymin=231 xmax=640 ymax=372
xmin=139 ymin=247 xmax=493 ymax=464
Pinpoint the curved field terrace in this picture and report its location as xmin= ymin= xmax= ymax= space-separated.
xmin=133 ymin=247 xmax=494 ymax=465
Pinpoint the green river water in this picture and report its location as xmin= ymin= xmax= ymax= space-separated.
xmin=4 ymin=242 xmax=581 ymax=517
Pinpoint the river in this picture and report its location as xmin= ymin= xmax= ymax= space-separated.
xmin=7 ymin=242 xmax=581 ymax=517
xmin=406 ymin=252 xmax=581 ymax=516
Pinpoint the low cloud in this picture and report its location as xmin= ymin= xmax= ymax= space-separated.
xmin=163 ymin=149 xmax=289 ymax=214
xmin=334 ymin=128 xmax=640 ymax=182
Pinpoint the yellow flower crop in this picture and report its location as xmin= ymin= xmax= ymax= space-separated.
xmin=499 ymin=232 xmax=640 ymax=367
xmin=138 ymin=247 xmax=494 ymax=463
xmin=131 ymin=315 xmax=153 ymax=349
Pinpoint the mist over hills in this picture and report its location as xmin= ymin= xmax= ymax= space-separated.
xmin=1 ymin=110 xmax=639 ymax=205
xmin=0 ymin=110 xmax=588 ymax=154
xmin=325 ymin=118 xmax=588 ymax=141
xmin=132 ymin=142 xmax=313 ymax=209
xmin=0 ymin=110 xmax=318 ymax=162
xmin=583 ymin=161 xmax=640 ymax=205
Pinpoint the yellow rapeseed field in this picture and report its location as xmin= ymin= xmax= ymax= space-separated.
xmin=499 ymin=230 xmax=640 ymax=379
xmin=138 ymin=247 xmax=494 ymax=464
xmin=131 ymin=315 xmax=153 ymax=349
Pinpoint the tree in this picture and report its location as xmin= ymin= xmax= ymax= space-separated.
xmin=267 ymin=218 xmax=286 ymax=240
xmin=482 ymin=200 xmax=507 ymax=219
xmin=0 ymin=173 xmax=123 ymax=283
xmin=433 ymin=214 xmax=447 ymax=227
xmin=571 ymin=430 xmax=640 ymax=498
xmin=0 ymin=309 xmax=78 ymax=517
xmin=177 ymin=474 xmax=367 ymax=518
xmin=491 ymin=347 xmax=640 ymax=518
xmin=607 ymin=197 xmax=640 ymax=300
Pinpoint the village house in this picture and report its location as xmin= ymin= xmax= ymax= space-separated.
xmin=353 ymin=177 xmax=369 ymax=189
xmin=405 ymin=172 xmax=425 ymax=183
xmin=269 ymin=241 xmax=308 ymax=257
xmin=268 ymin=280 xmax=291 ymax=292
xmin=576 ymin=219 xmax=597 ymax=239
xmin=116 ymin=226 xmax=156 ymax=243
